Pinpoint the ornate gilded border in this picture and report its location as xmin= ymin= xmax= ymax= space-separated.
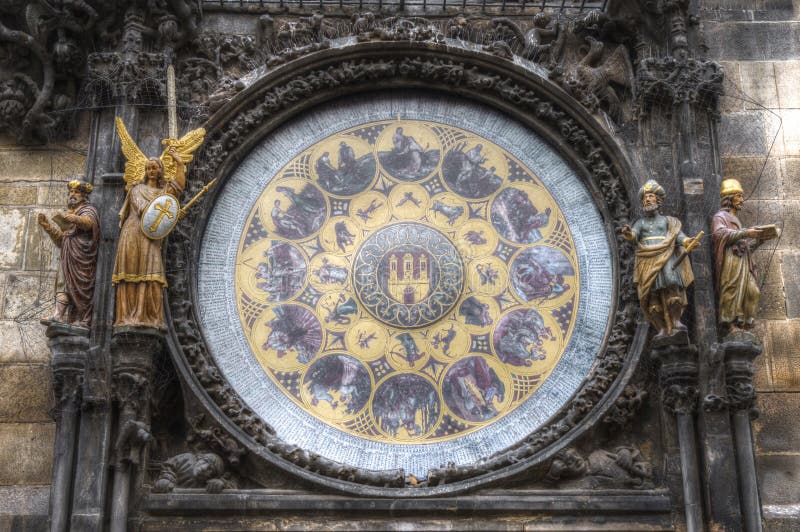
xmin=165 ymin=40 xmax=644 ymax=496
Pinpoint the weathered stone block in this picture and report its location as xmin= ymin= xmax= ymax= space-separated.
xmin=784 ymin=253 xmax=800 ymax=318
xmin=757 ymin=454 xmax=800 ymax=505
xmin=0 ymin=423 xmax=54 ymax=485
xmin=780 ymin=109 xmax=800 ymax=155
xmin=0 ymin=486 xmax=49 ymax=520
xmin=1 ymin=274 xmax=53 ymax=321
xmin=759 ymin=282 xmax=787 ymax=320
xmin=774 ymin=60 xmax=800 ymax=108
xmin=36 ymin=182 xmax=73 ymax=208
xmin=0 ymin=150 xmax=85 ymax=184
xmin=721 ymin=157 xmax=781 ymax=200
xmin=739 ymin=61 xmax=779 ymax=109
xmin=764 ymin=319 xmax=800 ymax=390
xmin=0 ymin=187 xmax=36 ymax=207
xmin=755 ymin=393 xmax=800 ymax=452
xmin=705 ymin=21 xmax=800 ymax=61
xmin=777 ymin=199 xmax=800 ymax=249
xmin=0 ymin=365 xmax=52 ymax=423
xmin=718 ymin=111 xmax=783 ymax=157
xmin=749 ymin=320 xmax=771 ymax=389
xmin=0 ymin=321 xmax=49 ymax=363
xmin=781 ymin=158 xmax=800 ymax=199
xmin=23 ymin=210 xmax=59 ymax=272
xmin=719 ymin=62 xmax=744 ymax=114
xmin=0 ymin=209 xmax=26 ymax=270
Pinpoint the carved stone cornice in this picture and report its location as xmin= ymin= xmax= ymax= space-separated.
xmin=0 ymin=1 xmax=200 ymax=142
xmin=650 ymin=331 xmax=699 ymax=416
xmin=48 ymin=331 xmax=89 ymax=421
xmin=635 ymin=57 xmax=724 ymax=118
xmin=721 ymin=332 xmax=763 ymax=415
xmin=164 ymin=42 xmax=644 ymax=495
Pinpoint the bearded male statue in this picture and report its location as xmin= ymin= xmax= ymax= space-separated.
xmin=37 ymin=179 xmax=100 ymax=329
xmin=621 ymin=180 xmax=695 ymax=338
xmin=712 ymin=178 xmax=779 ymax=334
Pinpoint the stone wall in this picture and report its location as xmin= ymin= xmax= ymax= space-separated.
xmin=0 ymin=129 xmax=88 ymax=528
xmin=702 ymin=0 xmax=800 ymax=527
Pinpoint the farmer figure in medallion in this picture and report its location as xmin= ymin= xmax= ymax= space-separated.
xmin=622 ymin=180 xmax=701 ymax=338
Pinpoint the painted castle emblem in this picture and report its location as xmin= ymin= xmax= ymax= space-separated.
xmin=386 ymin=250 xmax=430 ymax=304
xmin=354 ymin=223 xmax=464 ymax=329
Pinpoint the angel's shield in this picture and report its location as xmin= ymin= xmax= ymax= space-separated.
xmin=140 ymin=194 xmax=181 ymax=240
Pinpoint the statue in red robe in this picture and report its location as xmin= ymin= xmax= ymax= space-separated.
xmin=38 ymin=179 xmax=100 ymax=329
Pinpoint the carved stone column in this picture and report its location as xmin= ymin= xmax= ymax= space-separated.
xmin=47 ymin=329 xmax=89 ymax=532
xmin=650 ymin=331 xmax=703 ymax=532
xmin=722 ymin=332 xmax=764 ymax=532
xmin=109 ymin=330 xmax=161 ymax=532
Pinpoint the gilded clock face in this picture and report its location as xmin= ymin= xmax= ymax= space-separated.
xmin=199 ymin=94 xmax=612 ymax=476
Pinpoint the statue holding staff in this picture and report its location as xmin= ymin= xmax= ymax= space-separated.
xmin=621 ymin=180 xmax=700 ymax=338
xmin=712 ymin=178 xmax=779 ymax=334
xmin=37 ymin=179 xmax=100 ymax=329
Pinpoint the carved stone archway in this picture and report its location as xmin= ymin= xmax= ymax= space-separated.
xmin=164 ymin=40 xmax=646 ymax=497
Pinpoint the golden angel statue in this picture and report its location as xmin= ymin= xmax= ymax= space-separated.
xmin=112 ymin=117 xmax=205 ymax=330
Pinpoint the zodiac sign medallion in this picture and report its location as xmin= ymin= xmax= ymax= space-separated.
xmin=232 ymin=118 xmax=582 ymax=444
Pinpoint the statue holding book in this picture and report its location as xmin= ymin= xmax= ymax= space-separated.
xmin=712 ymin=179 xmax=780 ymax=334
xmin=37 ymin=179 xmax=100 ymax=330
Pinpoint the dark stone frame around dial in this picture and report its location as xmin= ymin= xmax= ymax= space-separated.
xmin=164 ymin=40 xmax=646 ymax=497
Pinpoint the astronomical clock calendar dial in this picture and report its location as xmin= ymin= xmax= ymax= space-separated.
xmin=199 ymin=95 xmax=612 ymax=476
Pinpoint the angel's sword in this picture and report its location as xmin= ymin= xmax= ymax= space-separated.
xmin=167 ymin=64 xmax=178 ymax=139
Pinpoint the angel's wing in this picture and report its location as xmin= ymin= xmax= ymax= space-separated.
xmin=115 ymin=117 xmax=147 ymax=191
xmin=160 ymin=127 xmax=206 ymax=182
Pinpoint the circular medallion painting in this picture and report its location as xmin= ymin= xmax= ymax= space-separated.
xmin=199 ymin=93 xmax=613 ymax=477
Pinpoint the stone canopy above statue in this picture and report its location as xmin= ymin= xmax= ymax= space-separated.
xmin=196 ymin=92 xmax=616 ymax=479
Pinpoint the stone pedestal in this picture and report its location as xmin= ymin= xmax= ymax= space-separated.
xmin=47 ymin=328 xmax=89 ymax=532
xmin=722 ymin=331 xmax=764 ymax=532
xmin=650 ymin=331 xmax=702 ymax=532
xmin=109 ymin=329 xmax=163 ymax=532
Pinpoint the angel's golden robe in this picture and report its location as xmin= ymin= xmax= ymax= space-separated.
xmin=112 ymin=180 xmax=183 ymax=329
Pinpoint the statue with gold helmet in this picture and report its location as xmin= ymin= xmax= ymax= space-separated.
xmin=712 ymin=179 xmax=780 ymax=334
xmin=622 ymin=180 xmax=701 ymax=338
xmin=37 ymin=179 xmax=101 ymax=330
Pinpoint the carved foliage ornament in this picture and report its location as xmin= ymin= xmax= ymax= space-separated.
xmin=166 ymin=48 xmax=638 ymax=492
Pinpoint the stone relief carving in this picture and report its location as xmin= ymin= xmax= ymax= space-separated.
xmin=602 ymin=384 xmax=648 ymax=427
xmin=1 ymin=5 xmax=648 ymax=142
xmin=546 ymin=445 xmax=653 ymax=489
xmin=112 ymin=370 xmax=153 ymax=465
xmin=166 ymin=50 xmax=639 ymax=489
xmin=0 ymin=0 xmax=98 ymax=142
